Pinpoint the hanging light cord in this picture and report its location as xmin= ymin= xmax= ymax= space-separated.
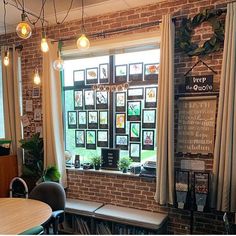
xmin=81 ymin=0 xmax=85 ymax=32
xmin=53 ymin=0 xmax=74 ymax=24
xmin=3 ymin=0 xmax=7 ymax=38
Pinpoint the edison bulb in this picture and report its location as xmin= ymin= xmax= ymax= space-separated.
xmin=34 ymin=70 xmax=41 ymax=85
xmin=3 ymin=53 xmax=9 ymax=66
xmin=16 ymin=21 xmax=32 ymax=39
xmin=53 ymin=58 xmax=64 ymax=71
xmin=41 ymin=38 xmax=49 ymax=52
xmin=77 ymin=34 xmax=90 ymax=49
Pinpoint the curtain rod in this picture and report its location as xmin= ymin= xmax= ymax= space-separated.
xmin=52 ymin=19 xmax=162 ymax=43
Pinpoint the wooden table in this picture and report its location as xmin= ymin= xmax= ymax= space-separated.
xmin=0 ymin=198 xmax=52 ymax=234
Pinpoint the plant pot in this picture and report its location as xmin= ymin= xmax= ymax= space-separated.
xmin=122 ymin=168 xmax=128 ymax=173
xmin=94 ymin=165 xmax=100 ymax=170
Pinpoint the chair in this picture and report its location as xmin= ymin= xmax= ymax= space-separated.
xmin=9 ymin=177 xmax=29 ymax=198
xmin=29 ymin=182 xmax=66 ymax=234
xmin=19 ymin=225 xmax=44 ymax=235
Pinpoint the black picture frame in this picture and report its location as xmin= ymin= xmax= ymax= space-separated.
xmin=115 ymin=92 xmax=126 ymax=112
xmin=145 ymin=87 xmax=157 ymax=108
xmin=129 ymin=122 xmax=141 ymax=141
xmin=115 ymin=134 xmax=128 ymax=150
xmin=99 ymin=110 xmax=108 ymax=129
xmin=142 ymin=109 xmax=156 ymax=128
xmin=115 ymin=113 xmax=126 ymax=133
xmin=144 ymin=63 xmax=159 ymax=81
xmin=129 ymin=62 xmax=143 ymax=81
xmin=96 ymin=91 xmax=108 ymax=109
xmin=74 ymin=90 xmax=83 ymax=110
xmin=84 ymin=89 xmax=95 ymax=109
xmin=86 ymin=67 xmax=98 ymax=85
xmin=127 ymin=88 xmax=144 ymax=100
xmin=97 ymin=130 xmax=108 ymax=147
xmin=67 ymin=111 xmax=77 ymax=129
xmin=127 ymin=101 xmax=141 ymax=121
xmin=86 ymin=130 xmax=96 ymax=149
xmin=129 ymin=143 xmax=141 ymax=162
xmin=78 ymin=111 xmax=87 ymax=129
xmin=99 ymin=63 xmax=109 ymax=84
xmin=75 ymin=130 xmax=85 ymax=147
xmin=88 ymin=111 xmax=98 ymax=129
xmin=115 ymin=64 xmax=127 ymax=83
xmin=73 ymin=69 xmax=85 ymax=86
xmin=142 ymin=130 xmax=154 ymax=150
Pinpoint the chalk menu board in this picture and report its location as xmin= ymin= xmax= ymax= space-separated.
xmin=101 ymin=148 xmax=120 ymax=170
xmin=177 ymin=96 xmax=217 ymax=154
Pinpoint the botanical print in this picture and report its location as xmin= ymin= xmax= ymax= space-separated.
xmin=74 ymin=70 xmax=85 ymax=82
xmin=130 ymin=123 xmax=140 ymax=138
xmin=88 ymin=111 xmax=98 ymax=123
xmin=84 ymin=90 xmax=94 ymax=105
xmin=76 ymin=130 xmax=84 ymax=144
xmin=143 ymin=131 xmax=154 ymax=145
xmin=116 ymin=92 xmax=125 ymax=107
xmin=100 ymin=111 xmax=108 ymax=124
xmin=130 ymin=143 xmax=140 ymax=157
xmin=74 ymin=90 xmax=83 ymax=108
xmin=86 ymin=131 xmax=96 ymax=144
xmin=98 ymin=131 xmax=108 ymax=142
xmin=129 ymin=63 xmax=143 ymax=75
xmin=116 ymin=65 xmax=127 ymax=76
xmin=116 ymin=135 xmax=128 ymax=145
xmin=86 ymin=68 xmax=98 ymax=80
xmin=116 ymin=113 xmax=125 ymax=128
xmin=96 ymin=91 xmax=108 ymax=104
xmin=128 ymin=101 xmax=141 ymax=116
xmin=145 ymin=87 xmax=157 ymax=103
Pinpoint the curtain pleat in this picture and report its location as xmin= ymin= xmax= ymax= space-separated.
xmin=1 ymin=45 xmax=23 ymax=175
xmin=212 ymin=2 xmax=236 ymax=212
xmin=42 ymin=41 xmax=67 ymax=187
xmin=155 ymin=14 xmax=175 ymax=205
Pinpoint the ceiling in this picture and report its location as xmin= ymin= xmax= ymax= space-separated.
xmin=0 ymin=0 xmax=162 ymax=35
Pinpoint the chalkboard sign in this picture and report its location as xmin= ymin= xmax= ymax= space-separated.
xmin=177 ymin=96 xmax=217 ymax=154
xmin=185 ymin=75 xmax=213 ymax=93
xmin=101 ymin=148 xmax=120 ymax=170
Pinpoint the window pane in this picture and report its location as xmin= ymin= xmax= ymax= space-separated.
xmin=0 ymin=62 xmax=5 ymax=138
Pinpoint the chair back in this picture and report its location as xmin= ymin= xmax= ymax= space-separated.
xmin=10 ymin=177 xmax=29 ymax=198
xmin=29 ymin=181 xmax=66 ymax=211
xmin=223 ymin=212 xmax=231 ymax=234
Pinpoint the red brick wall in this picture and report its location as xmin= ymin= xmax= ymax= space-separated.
xmin=0 ymin=0 xmax=233 ymax=234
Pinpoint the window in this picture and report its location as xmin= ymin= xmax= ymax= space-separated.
xmin=62 ymin=48 xmax=159 ymax=164
xmin=0 ymin=62 xmax=5 ymax=138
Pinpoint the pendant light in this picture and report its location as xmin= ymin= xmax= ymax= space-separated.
xmin=33 ymin=67 xmax=41 ymax=85
xmin=41 ymin=30 xmax=49 ymax=52
xmin=77 ymin=0 xmax=90 ymax=50
xmin=16 ymin=11 xmax=32 ymax=39
xmin=53 ymin=41 xmax=64 ymax=71
xmin=3 ymin=49 xmax=10 ymax=66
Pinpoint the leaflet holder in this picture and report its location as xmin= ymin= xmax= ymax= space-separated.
xmin=175 ymin=170 xmax=190 ymax=209
xmin=194 ymin=172 xmax=210 ymax=212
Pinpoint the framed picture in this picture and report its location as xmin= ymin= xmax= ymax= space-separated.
xmin=96 ymin=91 xmax=108 ymax=109
xmin=67 ymin=111 xmax=77 ymax=129
xmin=115 ymin=64 xmax=127 ymax=83
xmin=88 ymin=111 xmax=98 ymax=129
xmin=32 ymin=87 xmax=40 ymax=98
xmin=129 ymin=143 xmax=141 ymax=162
xmin=99 ymin=110 xmax=108 ymax=129
xmin=75 ymin=130 xmax=85 ymax=147
xmin=115 ymin=92 xmax=126 ymax=112
xmin=145 ymin=87 xmax=157 ymax=108
xmin=97 ymin=130 xmax=108 ymax=147
xmin=84 ymin=89 xmax=95 ymax=109
xmin=86 ymin=67 xmax=98 ymax=85
xmin=142 ymin=130 xmax=154 ymax=150
xmin=127 ymin=101 xmax=141 ymax=121
xmin=127 ymin=88 xmax=143 ymax=100
xmin=73 ymin=70 xmax=85 ymax=86
xmin=115 ymin=134 xmax=128 ymax=150
xmin=78 ymin=111 xmax=87 ymax=129
xmin=129 ymin=122 xmax=141 ymax=141
xmin=99 ymin=63 xmax=109 ymax=84
xmin=129 ymin=63 xmax=143 ymax=81
xmin=142 ymin=109 xmax=156 ymax=128
xmin=74 ymin=90 xmax=83 ymax=110
xmin=144 ymin=63 xmax=159 ymax=81
xmin=86 ymin=130 xmax=96 ymax=149
xmin=115 ymin=113 xmax=126 ymax=133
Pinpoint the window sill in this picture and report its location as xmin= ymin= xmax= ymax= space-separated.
xmin=66 ymin=166 xmax=146 ymax=179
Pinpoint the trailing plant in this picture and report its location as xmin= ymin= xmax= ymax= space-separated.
xmin=178 ymin=9 xmax=224 ymax=57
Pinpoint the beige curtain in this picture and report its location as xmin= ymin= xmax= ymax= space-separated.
xmin=154 ymin=14 xmax=175 ymax=205
xmin=1 ymin=46 xmax=23 ymax=175
xmin=212 ymin=2 xmax=236 ymax=212
xmin=42 ymin=41 xmax=67 ymax=187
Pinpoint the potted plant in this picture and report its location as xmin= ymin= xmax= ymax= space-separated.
xmin=20 ymin=133 xmax=61 ymax=189
xmin=91 ymin=155 xmax=101 ymax=170
xmin=118 ymin=156 xmax=132 ymax=173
